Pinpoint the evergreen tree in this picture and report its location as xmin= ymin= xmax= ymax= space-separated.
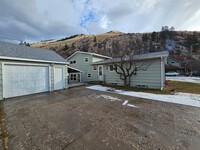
xmin=151 ymin=31 xmax=157 ymax=42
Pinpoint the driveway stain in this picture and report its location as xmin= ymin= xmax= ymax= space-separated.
xmin=0 ymin=101 xmax=8 ymax=150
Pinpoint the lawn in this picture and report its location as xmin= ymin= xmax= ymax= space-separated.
xmin=90 ymin=80 xmax=200 ymax=95
xmin=166 ymin=80 xmax=200 ymax=94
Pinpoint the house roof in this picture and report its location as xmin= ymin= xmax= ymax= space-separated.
xmin=0 ymin=41 xmax=68 ymax=64
xmin=66 ymin=51 xmax=110 ymax=60
xmin=68 ymin=66 xmax=83 ymax=73
xmin=92 ymin=51 xmax=169 ymax=65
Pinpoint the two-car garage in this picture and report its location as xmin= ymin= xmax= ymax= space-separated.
xmin=0 ymin=41 xmax=68 ymax=100
xmin=3 ymin=63 xmax=66 ymax=99
xmin=3 ymin=64 xmax=50 ymax=98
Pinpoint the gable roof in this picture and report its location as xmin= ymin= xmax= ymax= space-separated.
xmin=68 ymin=66 xmax=83 ymax=73
xmin=0 ymin=41 xmax=68 ymax=64
xmin=66 ymin=51 xmax=110 ymax=60
xmin=93 ymin=51 xmax=169 ymax=65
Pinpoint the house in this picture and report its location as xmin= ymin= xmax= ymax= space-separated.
xmin=0 ymin=41 xmax=69 ymax=100
xmin=67 ymin=51 xmax=169 ymax=90
xmin=166 ymin=57 xmax=187 ymax=75
xmin=66 ymin=51 xmax=110 ymax=82
xmin=93 ymin=51 xmax=169 ymax=90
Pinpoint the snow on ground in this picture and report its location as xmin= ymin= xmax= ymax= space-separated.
xmin=166 ymin=76 xmax=200 ymax=84
xmin=94 ymin=92 xmax=139 ymax=108
xmin=87 ymin=85 xmax=200 ymax=108
xmin=97 ymin=95 xmax=121 ymax=102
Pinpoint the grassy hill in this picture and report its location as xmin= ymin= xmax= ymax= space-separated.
xmin=31 ymin=30 xmax=200 ymax=70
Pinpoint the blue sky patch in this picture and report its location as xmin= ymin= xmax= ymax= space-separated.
xmin=80 ymin=10 xmax=99 ymax=29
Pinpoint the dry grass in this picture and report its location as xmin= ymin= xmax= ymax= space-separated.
xmin=166 ymin=80 xmax=200 ymax=94
xmin=89 ymin=80 xmax=200 ymax=95
xmin=31 ymin=31 xmax=124 ymax=49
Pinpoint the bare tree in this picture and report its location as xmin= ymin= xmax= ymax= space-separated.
xmin=110 ymin=49 xmax=153 ymax=86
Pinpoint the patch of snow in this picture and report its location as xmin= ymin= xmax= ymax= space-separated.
xmin=127 ymin=104 xmax=139 ymax=108
xmin=86 ymin=85 xmax=200 ymax=108
xmin=87 ymin=85 xmax=111 ymax=91
xmin=97 ymin=95 xmax=121 ymax=102
xmin=122 ymin=100 xmax=129 ymax=105
xmin=166 ymin=76 xmax=200 ymax=84
xmin=175 ymin=93 xmax=200 ymax=101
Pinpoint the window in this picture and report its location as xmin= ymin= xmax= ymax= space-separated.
xmin=93 ymin=65 xmax=97 ymax=71
xmin=70 ymin=60 xmax=76 ymax=64
xmin=87 ymin=73 xmax=91 ymax=78
xmin=109 ymin=65 xmax=114 ymax=71
xmin=70 ymin=74 xmax=76 ymax=80
xmin=85 ymin=57 xmax=89 ymax=63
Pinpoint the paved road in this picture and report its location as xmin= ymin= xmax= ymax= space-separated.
xmin=0 ymin=86 xmax=200 ymax=150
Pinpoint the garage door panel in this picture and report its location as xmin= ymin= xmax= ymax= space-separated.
xmin=4 ymin=64 xmax=49 ymax=98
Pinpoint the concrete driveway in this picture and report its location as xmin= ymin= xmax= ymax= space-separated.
xmin=0 ymin=86 xmax=200 ymax=150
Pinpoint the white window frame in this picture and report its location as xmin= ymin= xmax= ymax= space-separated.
xmin=84 ymin=57 xmax=89 ymax=63
xmin=70 ymin=73 xmax=77 ymax=81
xmin=93 ymin=65 xmax=97 ymax=71
xmin=70 ymin=60 xmax=76 ymax=64
xmin=87 ymin=73 xmax=92 ymax=78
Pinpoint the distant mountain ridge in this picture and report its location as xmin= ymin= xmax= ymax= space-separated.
xmin=31 ymin=30 xmax=200 ymax=70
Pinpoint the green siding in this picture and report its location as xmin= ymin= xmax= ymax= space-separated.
xmin=103 ymin=59 xmax=163 ymax=89
xmin=161 ymin=58 xmax=165 ymax=89
xmin=68 ymin=53 xmax=105 ymax=82
xmin=0 ymin=63 xmax=3 ymax=100
xmin=68 ymin=52 xmax=165 ymax=89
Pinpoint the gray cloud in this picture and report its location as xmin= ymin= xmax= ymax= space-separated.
xmin=0 ymin=0 xmax=199 ymax=43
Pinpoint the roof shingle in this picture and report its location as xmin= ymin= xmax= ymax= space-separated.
xmin=0 ymin=41 xmax=67 ymax=64
xmin=92 ymin=51 xmax=169 ymax=65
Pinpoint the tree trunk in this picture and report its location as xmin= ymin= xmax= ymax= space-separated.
xmin=124 ymin=76 xmax=131 ymax=86
xmin=124 ymin=76 xmax=127 ymax=86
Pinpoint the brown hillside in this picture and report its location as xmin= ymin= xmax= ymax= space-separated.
xmin=31 ymin=30 xmax=200 ymax=70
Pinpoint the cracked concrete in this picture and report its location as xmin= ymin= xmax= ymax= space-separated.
xmin=1 ymin=86 xmax=200 ymax=150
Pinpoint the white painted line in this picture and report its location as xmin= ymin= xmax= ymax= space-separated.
xmin=127 ymin=104 xmax=139 ymax=108
xmin=122 ymin=100 xmax=128 ymax=105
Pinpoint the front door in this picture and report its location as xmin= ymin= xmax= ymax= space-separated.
xmin=98 ymin=65 xmax=104 ymax=81
xmin=54 ymin=67 xmax=64 ymax=90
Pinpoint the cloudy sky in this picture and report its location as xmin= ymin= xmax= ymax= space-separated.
xmin=0 ymin=0 xmax=200 ymax=43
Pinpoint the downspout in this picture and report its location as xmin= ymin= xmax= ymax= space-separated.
xmin=160 ymin=56 xmax=163 ymax=90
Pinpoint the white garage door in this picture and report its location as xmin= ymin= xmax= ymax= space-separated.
xmin=3 ymin=64 xmax=49 ymax=98
xmin=54 ymin=67 xmax=64 ymax=90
